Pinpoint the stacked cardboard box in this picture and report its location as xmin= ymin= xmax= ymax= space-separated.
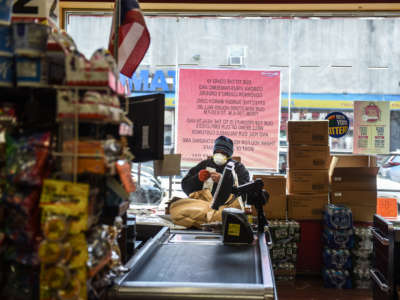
xmin=329 ymin=155 xmax=378 ymax=223
xmin=252 ymin=174 xmax=286 ymax=219
xmin=287 ymin=121 xmax=330 ymax=220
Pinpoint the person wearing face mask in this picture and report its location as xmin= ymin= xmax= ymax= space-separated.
xmin=181 ymin=136 xmax=250 ymax=197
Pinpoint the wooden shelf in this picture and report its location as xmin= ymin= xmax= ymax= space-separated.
xmin=56 ymin=117 xmax=122 ymax=125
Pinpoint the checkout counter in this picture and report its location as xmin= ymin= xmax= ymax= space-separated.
xmin=110 ymin=162 xmax=278 ymax=299
xmin=111 ymin=227 xmax=276 ymax=300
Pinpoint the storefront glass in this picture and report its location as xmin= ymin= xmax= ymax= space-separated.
xmin=65 ymin=12 xmax=400 ymax=191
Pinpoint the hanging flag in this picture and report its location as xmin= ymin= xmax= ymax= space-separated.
xmin=109 ymin=0 xmax=150 ymax=77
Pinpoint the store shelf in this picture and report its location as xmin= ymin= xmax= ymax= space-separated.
xmin=54 ymin=84 xmax=125 ymax=96
xmin=56 ymin=117 xmax=123 ymax=125
xmin=52 ymin=151 xmax=105 ymax=159
xmin=0 ymin=84 xmax=125 ymax=98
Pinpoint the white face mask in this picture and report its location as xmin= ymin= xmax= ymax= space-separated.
xmin=213 ymin=153 xmax=228 ymax=166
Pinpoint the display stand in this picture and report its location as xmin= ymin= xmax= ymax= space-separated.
xmin=0 ymin=3 xmax=140 ymax=299
xmin=0 ymin=63 xmax=132 ymax=300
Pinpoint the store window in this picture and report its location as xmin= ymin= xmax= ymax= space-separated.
xmin=65 ymin=11 xmax=113 ymax=59
xmin=64 ymin=11 xmax=400 ymax=190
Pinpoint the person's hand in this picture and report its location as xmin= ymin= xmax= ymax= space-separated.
xmin=198 ymin=169 xmax=211 ymax=182
xmin=210 ymin=172 xmax=221 ymax=183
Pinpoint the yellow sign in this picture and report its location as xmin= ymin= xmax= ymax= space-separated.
xmin=282 ymin=98 xmax=400 ymax=110
xmin=227 ymin=223 xmax=241 ymax=237
xmin=40 ymin=179 xmax=89 ymax=214
xmin=329 ymin=126 xmax=347 ymax=136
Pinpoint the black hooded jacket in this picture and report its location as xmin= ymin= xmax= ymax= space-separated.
xmin=181 ymin=158 xmax=250 ymax=196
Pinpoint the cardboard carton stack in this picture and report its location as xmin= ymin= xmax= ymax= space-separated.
xmin=329 ymin=155 xmax=378 ymax=223
xmin=252 ymin=174 xmax=287 ymax=219
xmin=251 ymin=175 xmax=300 ymax=281
xmin=287 ymin=121 xmax=330 ymax=220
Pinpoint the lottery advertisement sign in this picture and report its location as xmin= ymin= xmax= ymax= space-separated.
xmin=353 ymin=101 xmax=390 ymax=154
xmin=325 ymin=112 xmax=350 ymax=138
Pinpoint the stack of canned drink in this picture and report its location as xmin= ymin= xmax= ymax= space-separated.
xmin=322 ymin=204 xmax=354 ymax=289
xmin=352 ymin=227 xmax=373 ymax=289
xmin=268 ymin=220 xmax=300 ymax=281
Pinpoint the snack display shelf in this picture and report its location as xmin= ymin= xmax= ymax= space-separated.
xmin=56 ymin=118 xmax=123 ymax=125
xmin=54 ymin=85 xmax=125 ymax=96
xmin=0 ymin=85 xmax=121 ymax=93
xmin=0 ymin=16 xmax=132 ymax=300
xmin=52 ymin=152 xmax=105 ymax=159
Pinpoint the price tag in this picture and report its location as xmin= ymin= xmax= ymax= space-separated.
xmin=377 ymin=197 xmax=398 ymax=218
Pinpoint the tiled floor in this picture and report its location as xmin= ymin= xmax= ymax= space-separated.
xmin=277 ymin=276 xmax=372 ymax=300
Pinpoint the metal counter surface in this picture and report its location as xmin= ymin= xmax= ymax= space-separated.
xmin=125 ymin=242 xmax=258 ymax=283
xmin=112 ymin=228 xmax=276 ymax=300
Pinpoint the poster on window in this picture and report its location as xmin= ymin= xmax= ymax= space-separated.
xmin=176 ymin=68 xmax=281 ymax=169
xmin=353 ymin=101 xmax=390 ymax=154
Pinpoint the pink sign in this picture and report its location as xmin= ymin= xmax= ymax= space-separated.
xmin=177 ymin=68 xmax=281 ymax=169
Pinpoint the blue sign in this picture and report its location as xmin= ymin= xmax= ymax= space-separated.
xmin=120 ymin=69 xmax=176 ymax=93
xmin=325 ymin=112 xmax=350 ymax=138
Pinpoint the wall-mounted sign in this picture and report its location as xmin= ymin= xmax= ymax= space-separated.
xmin=325 ymin=112 xmax=349 ymax=138
xmin=176 ymin=68 xmax=281 ymax=170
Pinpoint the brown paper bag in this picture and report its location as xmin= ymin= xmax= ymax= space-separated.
xmin=170 ymin=189 xmax=241 ymax=228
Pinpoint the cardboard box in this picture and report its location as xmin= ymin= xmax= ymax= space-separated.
xmin=252 ymin=174 xmax=286 ymax=219
xmin=287 ymin=193 xmax=328 ymax=220
xmin=154 ymin=154 xmax=181 ymax=176
xmin=288 ymin=145 xmax=330 ymax=170
xmin=330 ymin=167 xmax=379 ymax=191
xmin=330 ymin=190 xmax=376 ymax=222
xmin=287 ymin=120 xmax=329 ymax=145
xmin=287 ymin=170 xmax=329 ymax=193
xmin=329 ymin=155 xmax=379 ymax=191
xmin=331 ymin=155 xmax=376 ymax=168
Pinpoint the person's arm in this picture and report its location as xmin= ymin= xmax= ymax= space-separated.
xmin=181 ymin=160 xmax=208 ymax=196
xmin=235 ymin=162 xmax=250 ymax=185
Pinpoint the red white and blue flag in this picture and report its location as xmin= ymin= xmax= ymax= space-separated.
xmin=109 ymin=0 xmax=150 ymax=77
